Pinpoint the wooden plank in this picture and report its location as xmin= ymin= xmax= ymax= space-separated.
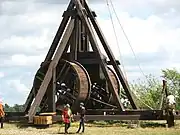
xmin=81 ymin=0 xmax=88 ymax=52
xmin=52 ymin=66 xmax=56 ymax=112
xmin=28 ymin=19 xmax=75 ymax=123
xmin=70 ymin=18 xmax=78 ymax=60
xmin=77 ymin=58 xmax=100 ymax=64
xmin=39 ymin=112 xmax=56 ymax=116
xmin=78 ymin=18 xmax=82 ymax=52
xmin=90 ymin=97 xmax=117 ymax=108
xmin=57 ymin=65 xmax=71 ymax=85
xmin=84 ymin=1 xmax=138 ymax=109
xmin=85 ymin=27 xmax=90 ymax=51
xmin=52 ymin=114 xmax=165 ymax=121
xmin=56 ymin=62 xmax=67 ymax=81
xmin=74 ymin=0 xmax=124 ymax=111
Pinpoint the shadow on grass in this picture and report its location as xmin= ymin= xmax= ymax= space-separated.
xmin=140 ymin=122 xmax=166 ymax=128
xmin=56 ymin=132 xmax=77 ymax=134
xmin=86 ymin=120 xmax=128 ymax=127
xmin=5 ymin=121 xmax=52 ymax=129
xmin=86 ymin=120 xmax=167 ymax=128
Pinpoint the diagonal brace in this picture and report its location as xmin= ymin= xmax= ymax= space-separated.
xmin=28 ymin=19 xmax=75 ymax=123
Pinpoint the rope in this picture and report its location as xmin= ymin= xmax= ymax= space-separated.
xmin=105 ymin=0 xmax=128 ymax=80
xmin=108 ymin=0 xmax=153 ymax=86
xmin=106 ymin=0 xmax=156 ymax=109
xmin=120 ymin=92 xmax=154 ymax=110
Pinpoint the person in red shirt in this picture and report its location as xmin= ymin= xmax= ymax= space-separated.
xmin=62 ymin=104 xmax=72 ymax=134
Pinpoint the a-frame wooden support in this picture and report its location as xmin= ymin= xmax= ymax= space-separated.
xmin=27 ymin=0 xmax=138 ymax=123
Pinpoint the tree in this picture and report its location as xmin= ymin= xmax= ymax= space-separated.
xmin=4 ymin=104 xmax=16 ymax=112
xmin=13 ymin=104 xmax=24 ymax=112
xmin=129 ymin=68 xmax=180 ymax=110
xmin=131 ymin=74 xmax=162 ymax=109
xmin=3 ymin=104 xmax=25 ymax=112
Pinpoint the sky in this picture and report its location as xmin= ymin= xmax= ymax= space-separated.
xmin=0 ymin=0 xmax=180 ymax=106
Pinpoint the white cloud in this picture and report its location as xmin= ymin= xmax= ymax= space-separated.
xmin=7 ymin=79 xmax=29 ymax=93
xmin=98 ymin=13 xmax=180 ymax=56
xmin=0 ymin=72 xmax=4 ymax=78
xmin=1 ymin=0 xmax=180 ymax=105
xmin=1 ymin=54 xmax=45 ymax=67
xmin=94 ymin=11 xmax=180 ymax=81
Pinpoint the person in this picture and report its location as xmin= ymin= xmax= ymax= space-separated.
xmin=62 ymin=104 xmax=73 ymax=134
xmin=166 ymin=92 xmax=176 ymax=127
xmin=121 ymin=98 xmax=130 ymax=109
xmin=166 ymin=92 xmax=176 ymax=113
xmin=0 ymin=99 xmax=5 ymax=128
xmin=76 ymin=102 xmax=86 ymax=133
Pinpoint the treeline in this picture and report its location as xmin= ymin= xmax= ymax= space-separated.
xmin=3 ymin=68 xmax=180 ymax=112
xmin=4 ymin=104 xmax=24 ymax=112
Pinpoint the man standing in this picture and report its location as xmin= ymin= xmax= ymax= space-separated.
xmin=62 ymin=104 xmax=73 ymax=134
xmin=166 ymin=92 xmax=176 ymax=113
xmin=76 ymin=102 xmax=86 ymax=133
xmin=166 ymin=92 xmax=176 ymax=127
xmin=0 ymin=99 xmax=5 ymax=128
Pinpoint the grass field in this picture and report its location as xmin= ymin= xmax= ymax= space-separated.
xmin=1 ymin=121 xmax=180 ymax=135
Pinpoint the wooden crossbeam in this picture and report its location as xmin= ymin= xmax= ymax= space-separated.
xmin=28 ymin=19 xmax=75 ymax=123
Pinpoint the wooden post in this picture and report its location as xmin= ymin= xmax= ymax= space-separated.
xmin=70 ymin=25 xmax=77 ymax=60
xmin=166 ymin=110 xmax=175 ymax=127
xmin=159 ymin=80 xmax=167 ymax=110
xmin=52 ymin=66 xmax=56 ymax=112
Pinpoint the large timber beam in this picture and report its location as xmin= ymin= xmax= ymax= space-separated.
xmin=159 ymin=80 xmax=167 ymax=110
xmin=28 ymin=19 xmax=75 ymax=123
xmin=74 ymin=0 xmax=124 ymax=111
xmin=84 ymin=0 xmax=138 ymax=109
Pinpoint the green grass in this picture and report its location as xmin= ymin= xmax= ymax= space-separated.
xmin=1 ymin=121 xmax=180 ymax=135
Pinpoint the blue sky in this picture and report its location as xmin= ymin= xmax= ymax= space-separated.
xmin=0 ymin=0 xmax=180 ymax=106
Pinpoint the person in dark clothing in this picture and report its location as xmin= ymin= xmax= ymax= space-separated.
xmin=0 ymin=117 xmax=3 ymax=129
xmin=76 ymin=102 xmax=86 ymax=133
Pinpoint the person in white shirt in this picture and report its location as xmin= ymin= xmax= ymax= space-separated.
xmin=121 ymin=98 xmax=130 ymax=109
xmin=166 ymin=92 xmax=176 ymax=127
xmin=167 ymin=94 xmax=176 ymax=105
xmin=166 ymin=92 xmax=176 ymax=114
